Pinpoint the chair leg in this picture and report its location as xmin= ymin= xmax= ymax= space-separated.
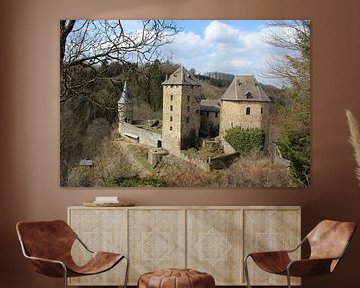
xmin=123 ymin=255 xmax=130 ymax=288
xmin=286 ymin=270 xmax=292 ymax=288
xmin=244 ymin=255 xmax=252 ymax=288
xmin=62 ymin=264 xmax=68 ymax=288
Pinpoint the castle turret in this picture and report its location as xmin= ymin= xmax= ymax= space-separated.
xmin=162 ymin=66 xmax=201 ymax=155
xmin=118 ymin=81 xmax=133 ymax=124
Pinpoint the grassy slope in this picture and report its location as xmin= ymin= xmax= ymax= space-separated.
xmin=199 ymin=80 xmax=227 ymax=100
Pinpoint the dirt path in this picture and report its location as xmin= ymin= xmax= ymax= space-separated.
xmin=115 ymin=140 xmax=151 ymax=178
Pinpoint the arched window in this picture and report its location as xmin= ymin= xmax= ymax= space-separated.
xmin=246 ymin=107 xmax=251 ymax=115
xmin=170 ymin=116 xmax=173 ymax=122
xmin=170 ymin=105 xmax=173 ymax=111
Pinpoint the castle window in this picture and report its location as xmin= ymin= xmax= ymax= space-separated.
xmin=170 ymin=105 xmax=173 ymax=111
xmin=187 ymin=95 xmax=190 ymax=102
xmin=170 ymin=116 xmax=173 ymax=122
xmin=215 ymin=112 xmax=218 ymax=118
xmin=261 ymin=107 xmax=263 ymax=114
xmin=246 ymin=107 xmax=251 ymax=115
xmin=170 ymin=94 xmax=173 ymax=100
xmin=186 ymin=117 xmax=189 ymax=123
xmin=187 ymin=106 xmax=190 ymax=112
xmin=245 ymin=91 xmax=252 ymax=99
xmin=170 ymin=126 xmax=173 ymax=131
xmin=206 ymin=111 xmax=209 ymax=117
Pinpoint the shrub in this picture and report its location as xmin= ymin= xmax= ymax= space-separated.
xmin=112 ymin=175 xmax=167 ymax=187
xmin=277 ymin=130 xmax=310 ymax=186
xmin=224 ymin=126 xmax=265 ymax=154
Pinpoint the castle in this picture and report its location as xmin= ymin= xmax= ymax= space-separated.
xmin=118 ymin=66 xmax=271 ymax=156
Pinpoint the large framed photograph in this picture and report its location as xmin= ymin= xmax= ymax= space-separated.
xmin=60 ymin=20 xmax=310 ymax=187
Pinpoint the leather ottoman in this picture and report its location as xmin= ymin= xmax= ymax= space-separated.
xmin=138 ymin=268 xmax=215 ymax=288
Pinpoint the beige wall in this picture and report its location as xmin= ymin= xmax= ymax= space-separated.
xmin=1 ymin=1 xmax=360 ymax=288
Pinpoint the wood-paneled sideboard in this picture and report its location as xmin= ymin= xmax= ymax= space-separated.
xmin=67 ymin=206 xmax=301 ymax=286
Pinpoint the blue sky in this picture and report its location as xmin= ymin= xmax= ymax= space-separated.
xmin=180 ymin=20 xmax=265 ymax=34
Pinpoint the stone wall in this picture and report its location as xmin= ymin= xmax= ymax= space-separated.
xmin=181 ymin=85 xmax=201 ymax=148
xmin=179 ymin=151 xmax=210 ymax=171
xmin=209 ymin=152 xmax=240 ymax=170
xmin=219 ymin=101 xmax=270 ymax=138
xmin=162 ymin=85 xmax=182 ymax=154
xmin=200 ymin=110 xmax=220 ymax=137
xmin=119 ymin=122 xmax=162 ymax=148
xmin=162 ymin=84 xmax=201 ymax=155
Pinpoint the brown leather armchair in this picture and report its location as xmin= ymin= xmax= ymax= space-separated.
xmin=16 ymin=220 xmax=129 ymax=288
xmin=244 ymin=220 xmax=356 ymax=288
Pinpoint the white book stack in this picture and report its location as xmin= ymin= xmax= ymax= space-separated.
xmin=94 ymin=196 xmax=119 ymax=203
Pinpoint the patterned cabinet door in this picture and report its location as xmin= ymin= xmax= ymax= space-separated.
xmin=68 ymin=208 xmax=128 ymax=286
xmin=243 ymin=208 xmax=301 ymax=286
xmin=187 ymin=209 xmax=243 ymax=285
xmin=128 ymin=209 xmax=186 ymax=284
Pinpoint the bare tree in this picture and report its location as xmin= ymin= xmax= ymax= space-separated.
xmin=263 ymin=20 xmax=311 ymax=187
xmin=263 ymin=20 xmax=310 ymax=92
xmin=60 ymin=20 xmax=179 ymax=186
xmin=60 ymin=20 xmax=179 ymax=103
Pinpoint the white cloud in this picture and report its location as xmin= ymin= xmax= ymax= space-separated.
xmin=169 ymin=31 xmax=207 ymax=56
xmin=160 ymin=20 xmax=294 ymax=86
xmin=204 ymin=20 xmax=241 ymax=45
xmin=222 ymin=59 xmax=252 ymax=68
xmin=162 ymin=31 xmax=209 ymax=69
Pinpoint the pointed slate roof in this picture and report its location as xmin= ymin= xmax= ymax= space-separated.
xmin=221 ymin=75 xmax=271 ymax=102
xmin=162 ymin=65 xmax=200 ymax=86
xmin=118 ymin=81 xmax=132 ymax=104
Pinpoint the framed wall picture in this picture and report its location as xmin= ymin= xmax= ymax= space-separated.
xmin=60 ymin=20 xmax=310 ymax=187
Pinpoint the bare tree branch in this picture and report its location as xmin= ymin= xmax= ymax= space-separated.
xmin=60 ymin=20 xmax=179 ymax=102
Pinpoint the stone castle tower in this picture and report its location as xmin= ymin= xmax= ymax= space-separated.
xmin=219 ymin=75 xmax=271 ymax=143
xmin=118 ymin=81 xmax=133 ymax=124
xmin=162 ymin=66 xmax=201 ymax=155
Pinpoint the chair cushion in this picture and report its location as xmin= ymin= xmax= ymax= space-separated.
xmin=138 ymin=268 xmax=215 ymax=288
xmin=67 ymin=251 xmax=124 ymax=276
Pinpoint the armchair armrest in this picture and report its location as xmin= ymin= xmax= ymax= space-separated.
xmin=246 ymin=236 xmax=306 ymax=259
xmin=25 ymin=255 xmax=67 ymax=277
xmin=286 ymin=237 xmax=307 ymax=253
